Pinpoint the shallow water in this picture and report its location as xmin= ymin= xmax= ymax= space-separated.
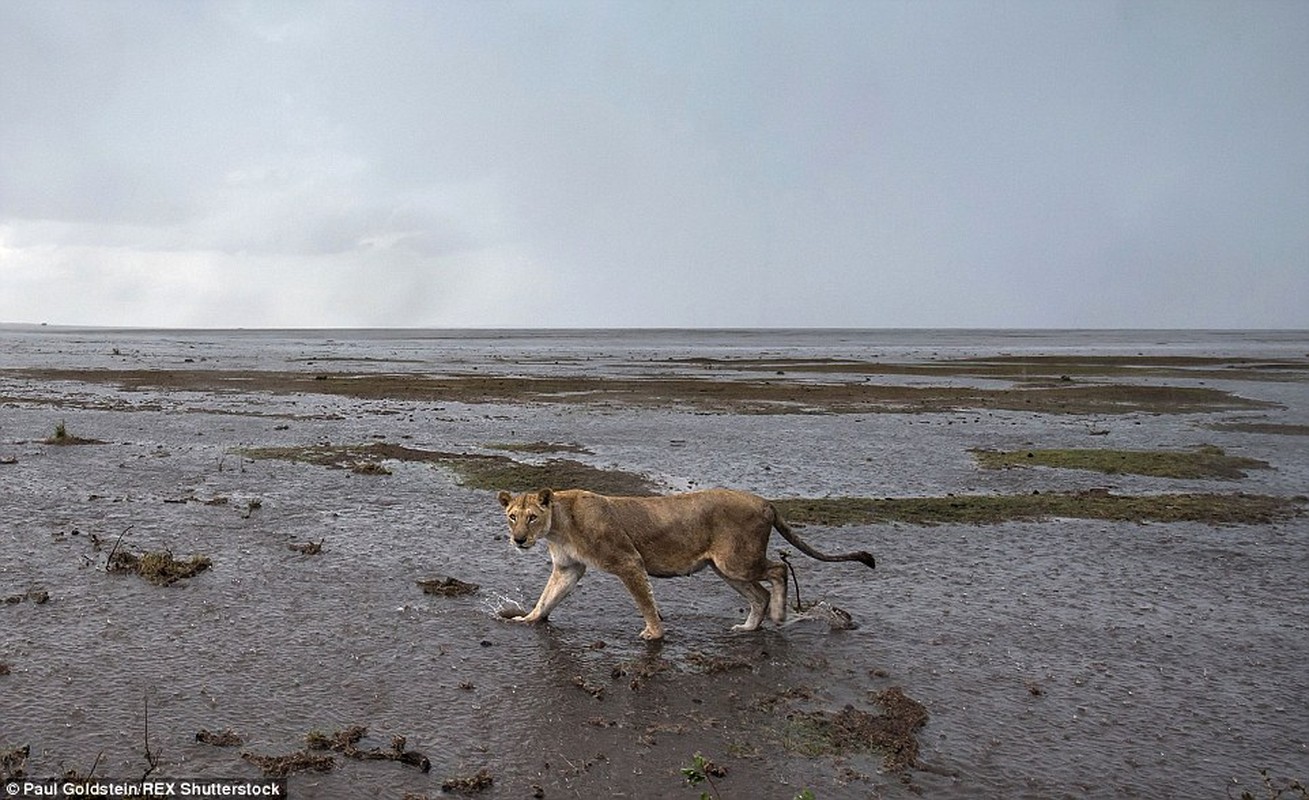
xmin=1 ymin=327 xmax=1307 ymax=799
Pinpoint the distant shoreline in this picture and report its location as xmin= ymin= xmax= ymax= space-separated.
xmin=3 ymin=322 xmax=1306 ymax=334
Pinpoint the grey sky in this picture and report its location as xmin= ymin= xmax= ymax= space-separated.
xmin=1 ymin=1 xmax=1306 ymax=328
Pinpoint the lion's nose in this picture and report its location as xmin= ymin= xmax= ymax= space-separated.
xmin=512 ymin=535 xmax=529 ymax=548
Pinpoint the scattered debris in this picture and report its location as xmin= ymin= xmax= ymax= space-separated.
xmin=196 ymin=729 xmax=244 ymax=747
xmin=107 ymin=549 xmax=212 ymax=586
xmin=1237 ymin=769 xmax=1308 ymax=800
xmin=306 ymin=725 xmax=367 ymax=752
xmin=0 ymin=456 xmax=16 ymax=465
xmin=3 ymin=588 xmax=49 ymax=606
xmin=0 ymin=663 xmax=11 ymax=676
xmin=610 ymin=656 xmax=671 ymax=691
xmin=572 ymin=675 xmax=606 ymax=700
xmin=288 ymin=539 xmax=324 ymax=555
xmin=782 ymin=687 xmax=928 ymax=774
xmin=1 ymin=744 xmax=29 ymax=780
xmin=351 ymin=460 xmax=391 ymax=475
xmin=442 ymin=767 xmax=494 ymax=794
xmin=241 ymin=750 xmax=335 ymax=777
xmin=417 ymin=575 xmax=479 ymax=597
xmin=685 ymin=652 xmax=755 ymax=674
xmin=306 ymin=726 xmax=430 ymax=772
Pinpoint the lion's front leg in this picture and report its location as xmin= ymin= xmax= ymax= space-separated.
xmin=613 ymin=564 xmax=664 ymax=641
xmin=517 ymin=562 xmax=585 ymax=624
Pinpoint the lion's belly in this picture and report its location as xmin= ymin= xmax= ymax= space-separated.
xmin=643 ymin=556 xmax=712 ymax=579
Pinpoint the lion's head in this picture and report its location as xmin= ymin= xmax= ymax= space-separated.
xmin=497 ymin=488 xmax=553 ymax=550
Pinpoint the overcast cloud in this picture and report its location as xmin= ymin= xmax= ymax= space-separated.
xmin=1 ymin=1 xmax=1306 ymax=328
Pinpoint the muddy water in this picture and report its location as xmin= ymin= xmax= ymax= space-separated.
xmin=1 ymin=327 xmax=1307 ymax=799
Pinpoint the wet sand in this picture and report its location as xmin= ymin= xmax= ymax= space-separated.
xmin=1 ymin=328 xmax=1306 ymax=798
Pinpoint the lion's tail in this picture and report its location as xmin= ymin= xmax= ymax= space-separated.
xmin=769 ymin=505 xmax=875 ymax=569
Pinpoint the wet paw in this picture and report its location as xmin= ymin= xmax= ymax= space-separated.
xmin=496 ymin=605 xmax=528 ymax=619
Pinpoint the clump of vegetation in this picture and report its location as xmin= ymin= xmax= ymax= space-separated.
xmin=351 ymin=460 xmax=391 ymax=475
xmin=288 ymin=539 xmax=325 ymax=555
xmin=241 ymin=750 xmax=335 ymax=777
xmin=306 ymin=725 xmax=430 ymax=772
xmin=2 ymin=744 xmax=29 ymax=780
xmin=442 ymin=767 xmax=494 ymax=794
xmin=3 ymin=588 xmax=49 ymax=605
xmin=43 ymin=420 xmax=103 ymax=446
xmin=572 ymin=675 xmax=606 ymax=700
xmin=0 ymin=663 xmax=11 ymax=676
xmin=681 ymin=752 xmax=728 ymax=799
xmin=195 ymin=729 xmax=244 ymax=747
xmin=610 ymin=655 xmax=672 ymax=691
xmin=305 ymin=725 xmax=367 ymax=752
xmin=416 ymin=575 xmax=479 ymax=597
xmin=1238 ymin=770 xmax=1307 ymax=800
xmin=774 ymin=491 xmax=1303 ymax=527
xmin=971 ymin=444 xmax=1270 ymax=479
xmin=782 ymin=687 xmax=928 ymax=774
xmin=107 ymin=549 xmax=212 ymax=586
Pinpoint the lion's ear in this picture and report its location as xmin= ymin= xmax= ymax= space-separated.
xmin=537 ymin=488 xmax=553 ymax=506
xmin=497 ymin=490 xmax=512 ymax=508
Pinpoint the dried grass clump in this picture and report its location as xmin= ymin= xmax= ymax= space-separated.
xmin=107 ymin=549 xmax=211 ymax=586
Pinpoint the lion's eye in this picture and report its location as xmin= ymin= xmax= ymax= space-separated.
xmin=527 ymin=514 xmax=538 ymax=523
xmin=508 ymin=513 xmax=517 ymax=522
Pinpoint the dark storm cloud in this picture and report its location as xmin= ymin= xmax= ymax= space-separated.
xmin=1 ymin=1 xmax=1305 ymax=327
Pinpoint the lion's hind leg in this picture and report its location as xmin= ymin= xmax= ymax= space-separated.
xmin=764 ymin=560 xmax=789 ymax=624
xmin=711 ymin=565 xmax=770 ymax=631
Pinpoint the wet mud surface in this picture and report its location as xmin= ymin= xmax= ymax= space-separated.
xmin=1 ymin=327 xmax=1307 ymax=798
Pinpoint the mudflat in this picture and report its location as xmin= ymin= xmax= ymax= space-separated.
xmin=1 ymin=328 xmax=1306 ymax=798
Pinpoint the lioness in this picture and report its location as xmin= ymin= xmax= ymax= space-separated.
xmin=496 ymin=487 xmax=875 ymax=640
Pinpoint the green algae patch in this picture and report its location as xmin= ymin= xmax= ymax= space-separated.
xmin=971 ymin=445 xmax=1271 ymax=479
xmin=774 ymin=491 xmax=1303 ymax=527
xmin=237 ymin=442 xmax=657 ymax=496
